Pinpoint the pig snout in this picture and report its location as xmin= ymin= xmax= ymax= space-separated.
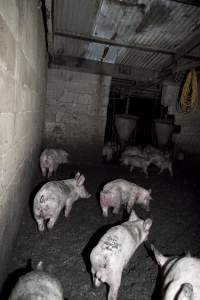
xmin=144 ymin=203 xmax=150 ymax=212
xmin=80 ymin=186 xmax=91 ymax=198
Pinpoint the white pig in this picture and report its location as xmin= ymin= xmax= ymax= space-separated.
xmin=90 ymin=210 xmax=152 ymax=300
xmin=151 ymin=244 xmax=200 ymax=300
xmin=33 ymin=172 xmax=91 ymax=231
xmin=100 ymin=179 xmax=152 ymax=217
xmin=9 ymin=261 xmax=64 ymax=300
xmin=40 ymin=148 xmax=69 ymax=178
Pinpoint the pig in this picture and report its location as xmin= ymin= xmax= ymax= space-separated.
xmin=100 ymin=179 xmax=152 ymax=217
xmin=122 ymin=146 xmax=146 ymax=158
xmin=151 ymin=244 xmax=200 ymax=300
xmin=148 ymin=152 xmax=173 ymax=176
xmin=121 ymin=154 xmax=151 ymax=177
xmin=33 ymin=172 xmax=91 ymax=231
xmin=90 ymin=210 xmax=152 ymax=300
xmin=102 ymin=142 xmax=119 ymax=162
xmin=9 ymin=261 xmax=64 ymax=300
xmin=144 ymin=145 xmax=163 ymax=156
xmin=40 ymin=148 xmax=69 ymax=178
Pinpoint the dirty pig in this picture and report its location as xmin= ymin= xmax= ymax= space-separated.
xmin=33 ymin=172 xmax=91 ymax=231
xmin=90 ymin=210 xmax=152 ymax=300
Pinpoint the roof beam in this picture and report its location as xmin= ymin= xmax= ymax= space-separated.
xmin=169 ymin=0 xmax=200 ymax=6
xmin=159 ymin=26 xmax=200 ymax=76
xmin=54 ymin=31 xmax=200 ymax=61
xmin=51 ymin=55 xmax=159 ymax=82
xmin=172 ymin=61 xmax=200 ymax=73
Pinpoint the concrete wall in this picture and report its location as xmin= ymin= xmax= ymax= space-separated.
xmin=161 ymin=80 xmax=200 ymax=156
xmin=0 ymin=0 xmax=47 ymax=285
xmin=45 ymin=69 xmax=111 ymax=162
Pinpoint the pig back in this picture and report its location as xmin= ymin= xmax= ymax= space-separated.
xmin=9 ymin=270 xmax=64 ymax=300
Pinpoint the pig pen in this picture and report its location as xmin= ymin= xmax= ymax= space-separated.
xmin=1 ymin=159 xmax=200 ymax=300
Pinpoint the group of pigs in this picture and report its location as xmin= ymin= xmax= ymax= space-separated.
xmin=102 ymin=143 xmax=173 ymax=177
xmin=9 ymin=148 xmax=199 ymax=300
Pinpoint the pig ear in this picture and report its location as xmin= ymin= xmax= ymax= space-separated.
xmin=75 ymin=172 xmax=81 ymax=180
xmin=143 ymin=218 xmax=152 ymax=231
xmin=129 ymin=210 xmax=138 ymax=221
xmin=148 ymin=188 xmax=152 ymax=194
xmin=179 ymin=283 xmax=193 ymax=298
xmin=76 ymin=174 xmax=85 ymax=186
xmin=151 ymin=244 xmax=168 ymax=267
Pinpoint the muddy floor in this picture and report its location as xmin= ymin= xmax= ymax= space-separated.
xmin=2 ymin=159 xmax=200 ymax=300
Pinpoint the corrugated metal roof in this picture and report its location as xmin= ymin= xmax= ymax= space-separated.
xmin=53 ymin=0 xmax=200 ymax=71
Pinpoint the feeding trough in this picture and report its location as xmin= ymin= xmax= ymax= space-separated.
xmin=115 ymin=114 xmax=138 ymax=149
xmin=154 ymin=119 xmax=174 ymax=148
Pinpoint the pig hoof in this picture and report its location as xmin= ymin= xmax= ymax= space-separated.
xmin=38 ymin=226 xmax=45 ymax=232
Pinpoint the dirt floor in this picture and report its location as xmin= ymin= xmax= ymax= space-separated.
xmin=2 ymin=158 xmax=200 ymax=300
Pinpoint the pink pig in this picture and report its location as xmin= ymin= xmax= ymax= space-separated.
xmin=40 ymin=148 xmax=69 ymax=178
xmin=151 ymin=244 xmax=199 ymax=300
xmin=33 ymin=172 xmax=91 ymax=231
xmin=100 ymin=179 xmax=152 ymax=217
xmin=90 ymin=210 xmax=152 ymax=300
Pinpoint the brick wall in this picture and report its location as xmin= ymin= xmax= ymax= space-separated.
xmin=45 ymin=69 xmax=111 ymax=162
xmin=0 ymin=0 xmax=47 ymax=285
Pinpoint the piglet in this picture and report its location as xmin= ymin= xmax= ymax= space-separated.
xmin=148 ymin=152 xmax=173 ymax=176
xmin=100 ymin=179 xmax=152 ymax=217
xmin=121 ymin=154 xmax=151 ymax=177
xmin=9 ymin=261 xmax=64 ymax=300
xmin=40 ymin=148 xmax=69 ymax=178
xmin=33 ymin=172 xmax=91 ymax=231
xmin=102 ymin=142 xmax=119 ymax=162
xmin=90 ymin=210 xmax=152 ymax=300
xmin=151 ymin=244 xmax=200 ymax=300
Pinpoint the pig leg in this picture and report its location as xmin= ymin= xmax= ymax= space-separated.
xmin=142 ymin=165 xmax=149 ymax=178
xmin=64 ymin=200 xmax=73 ymax=218
xmin=41 ymin=167 xmax=47 ymax=177
xmin=127 ymin=196 xmax=135 ymax=213
xmin=112 ymin=204 xmax=120 ymax=215
xmin=102 ymin=205 xmax=109 ymax=217
xmin=35 ymin=216 xmax=45 ymax=232
xmin=158 ymin=166 xmax=164 ymax=175
xmin=47 ymin=167 xmax=54 ymax=178
xmin=107 ymin=271 xmax=122 ymax=300
xmin=168 ymin=165 xmax=173 ymax=177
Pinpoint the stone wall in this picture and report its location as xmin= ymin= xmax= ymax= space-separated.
xmin=0 ymin=0 xmax=47 ymax=285
xmin=45 ymin=69 xmax=111 ymax=162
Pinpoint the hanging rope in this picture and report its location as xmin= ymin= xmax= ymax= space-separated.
xmin=177 ymin=69 xmax=198 ymax=113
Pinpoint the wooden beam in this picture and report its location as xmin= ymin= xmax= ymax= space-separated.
xmin=54 ymin=31 xmax=200 ymax=61
xmin=51 ymin=55 xmax=159 ymax=82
